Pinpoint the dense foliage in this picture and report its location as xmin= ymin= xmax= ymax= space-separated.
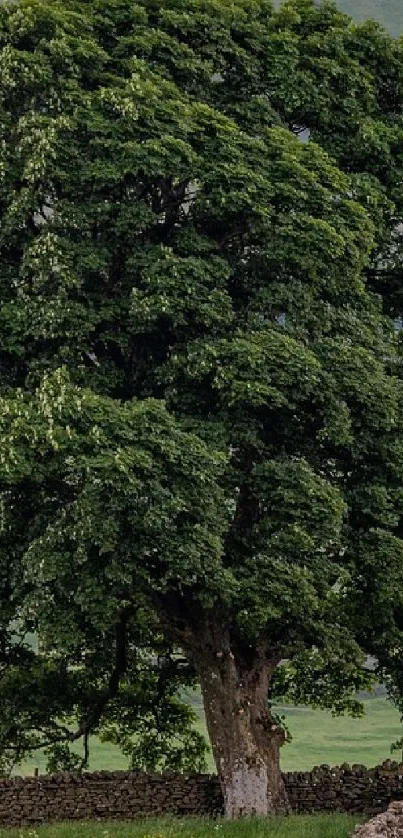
xmin=1 ymin=0 xmax=403 ymax=815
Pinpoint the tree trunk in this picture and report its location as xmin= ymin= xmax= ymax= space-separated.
xmin=187 ymin=618 xmax=289 ymax=818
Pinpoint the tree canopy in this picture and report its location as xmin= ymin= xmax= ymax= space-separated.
xmin=1 ymin=0 xmax=403 ymax=818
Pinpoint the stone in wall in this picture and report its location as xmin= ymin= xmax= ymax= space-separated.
xmin=0 ymin=771 xmax=223 ymax=828
xmin=352 ymin=800 xmax=403 ymax=837
xmin=1 ymin=762 xmax=403 ymax=828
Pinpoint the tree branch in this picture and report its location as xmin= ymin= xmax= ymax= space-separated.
xmin=73 ymin=604 xmax=135 ymax=739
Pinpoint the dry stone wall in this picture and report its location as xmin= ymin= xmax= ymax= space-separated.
xmin=1 ymin=762 xmax=403 ymax=827
xmin=284 ymin=761 xmax=403 ymax=816
xmin=0 ymin=772 xmax=223 ymax=828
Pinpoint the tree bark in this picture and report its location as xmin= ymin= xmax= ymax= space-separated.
xmin=186 ymin=617 xmax=289 ymax=818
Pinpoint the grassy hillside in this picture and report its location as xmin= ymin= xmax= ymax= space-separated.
xmin=337 ymin=0 xmax=403 ymax=36
xmin=15 ymin=695 xmax=402 ymax=776
xmin=276 ymin=697 xmax=402 ymax=771
xmin=274 ymin=1 xmax=403 ymax=37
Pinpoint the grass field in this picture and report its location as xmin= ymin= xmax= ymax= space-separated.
xmin=0 ymin=815 xmax=365 ymax=838
xmin=16 ymin=695 xmax=403 ymax=776
xmin=276 ymin=696 xmax=402 ymax=771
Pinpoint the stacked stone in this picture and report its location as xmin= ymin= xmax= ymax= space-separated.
xmin=0 ymin=771 xmax=223 ymax=828
xmin=284 ymin=762 xmax=403 ymax=817
xmin=1 ymin=762 xmax=403 ymax=827
xmin=352 ymin=800 xmax=403 ymax=837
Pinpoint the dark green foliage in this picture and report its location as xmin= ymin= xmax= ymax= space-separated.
xmin=1 ymin=0 xmax=403 ymax=782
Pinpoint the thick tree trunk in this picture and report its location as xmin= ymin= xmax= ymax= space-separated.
xmin=187 ymin=618 xmax=289 ymax=818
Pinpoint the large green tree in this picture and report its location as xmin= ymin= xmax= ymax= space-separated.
xmin=1 ymin=0 xmax=403 ymax=817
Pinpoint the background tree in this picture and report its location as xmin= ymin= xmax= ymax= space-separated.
xmin=1 ymin=0 xmax=403 ymax=818
xmin=270 ymin=0 xmax=403 ymax=312
xmin=267 ymin=0 xmax=403 ymax=713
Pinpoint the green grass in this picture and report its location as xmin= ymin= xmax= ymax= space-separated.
xmin=16 ymin=695 xmax=403 ymax=776
xmin=277 ymin=696 xmax=402 ymax=771
xmin=0 ymin=815 xmax=365 ymax=838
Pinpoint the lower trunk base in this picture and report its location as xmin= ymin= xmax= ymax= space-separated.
xmin=187 ymin=620 xmax=291 ymax=817
xmin=221 ymin=757 xmax=290 ymax=817
xmin=223 ymin=760 xmax=268 ymax=819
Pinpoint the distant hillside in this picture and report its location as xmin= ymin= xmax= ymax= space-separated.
xmin=275 ymin=2 xmax=403 ymax=38
xmin=336 ymin=0 xmax=403 ymax=36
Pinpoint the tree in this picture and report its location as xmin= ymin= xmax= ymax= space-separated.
xmin=270 ymin=0 xmax=403 ymax=313
xmin=265 ymin=1 xmax=403 ymax=715
xmin=0 ymin=379 xmax=221 ymax=776
xmin=1 ymin=0 xmax=403 ymax=818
